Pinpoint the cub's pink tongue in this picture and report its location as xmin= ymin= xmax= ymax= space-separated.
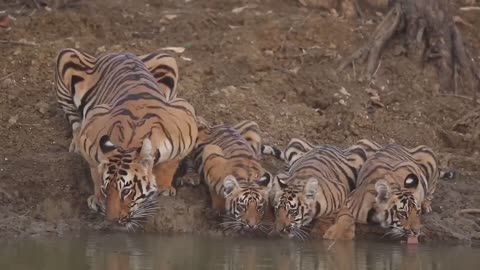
xmin=407 ymin=236 xmax=419 ymax=245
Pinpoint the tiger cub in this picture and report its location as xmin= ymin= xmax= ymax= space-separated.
xmin=270 ymin=138 xmax=370 ymax=240
xmin=179 ymin=117 xmax=281 ymax=233
xmin=326 ymin=142 xmax=456 ymax=241
xmin=55 ymin=49 xmax=198 ymax=229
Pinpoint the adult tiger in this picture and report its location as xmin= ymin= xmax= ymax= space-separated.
xmin=270 ymin=138 xmax=371 ymax=240
xmin=55 ymin=48 xmax=198 ymax=230
xmin=325 ymin=143 xmax=456 ymax=241
xmin=178 ymin=117 xmax=281 ymax=234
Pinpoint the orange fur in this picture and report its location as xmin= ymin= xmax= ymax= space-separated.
xmin=55 ymin=48 xmax=198 ymax=227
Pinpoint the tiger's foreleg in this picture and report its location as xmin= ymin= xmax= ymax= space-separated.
xmin=421 ymin=196 xmax=433 ymax=214
xmin=323 ymin=207 xmax=356 ymax=240
xmin=201 ymin=144 xmax=228 ymax=213
xmin=153 ymin=159 xmax=180 ymax=196
xmin=210 ymin=192 xmax=226 ymax=214
xmin=68 ymin=126 xmax=81 ymax=153
xmin=87 ymin=165 xmax=105 ymax=214
xmin=175 ymin=156 xmax=201 ymax=187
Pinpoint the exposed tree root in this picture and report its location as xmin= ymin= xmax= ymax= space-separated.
xmin=338 ymin=0 xmax=480 ymax=103
xmin=457 ymin=209 xmax=480 ymax=215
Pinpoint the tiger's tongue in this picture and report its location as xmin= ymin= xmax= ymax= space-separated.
xmin=407 ymin=236 xmax=419 ymax=245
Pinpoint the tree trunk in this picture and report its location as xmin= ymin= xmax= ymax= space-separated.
xmin=339 ymin=0 xmax=480 ymax=102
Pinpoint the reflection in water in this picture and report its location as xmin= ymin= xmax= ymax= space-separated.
xmin=0 ymin=234 xmax=479 ymax=270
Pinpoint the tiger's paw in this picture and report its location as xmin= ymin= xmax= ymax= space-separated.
xmin=421 ymin=200 xmax=432 ymax=214
xmin=323 ymin=223 xmax=355 ymax=240
xmin=69 ymin=128 xmax=80 ymax=153
xmin=69 ymin=139 xmax=78 ymax=153
xmin=322 ymin=213 xmax=355 ymax=240
xmin=159 ymin=186 xmax=177 ymax=196
xmin=87 ymin=195 xmax=103 ymax=213
xmin=176 ymin=173 xmax=200 ymax=187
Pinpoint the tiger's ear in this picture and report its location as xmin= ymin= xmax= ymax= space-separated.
xmin=138 ymin=138 xmax=154 ymax=166
xmin=223 ymin=175 xmax=240 ymax=198
xmin=100 ymin=135 xmax=117 ymax=154
xmin=138 ymin=52 xmax=178 ymax=99
xmin=304 ymin=178 xmax=319 ymax=200
xmin=375 ymin=179 xmax=392 ymax=205
xmin=55 ymin=48 xmax=95 ymax=100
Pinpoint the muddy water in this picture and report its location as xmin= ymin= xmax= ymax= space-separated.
xmin=0 ymin=233 xmax=478 ymax=270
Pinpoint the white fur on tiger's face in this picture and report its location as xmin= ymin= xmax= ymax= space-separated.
xmin=371 ymin=180 xmax=422 ymax=239
xmin=94 ymin=137 xmax=159 ymax=230
xmin=222 ymin=173 xmax=272 ymax=233
xmin=270 ymin=139 xmax=370 ymax=241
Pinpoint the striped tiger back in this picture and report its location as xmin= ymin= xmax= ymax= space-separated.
xmin=188 ymin=118 xmax=280 ymax=233
xmin=271 ymin=138 xmax=370 ymax=240
xmin=55 ymin=48 xmax=198 ymax=229
xmin=351 ymin=144 xmax=440 ymax=213
xmin=345 ymin=143 xmax=455 ymax=239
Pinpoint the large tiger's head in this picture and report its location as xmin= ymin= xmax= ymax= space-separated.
xmin=221 ymin=171 xmax=273 ymax=234
xmin=271 ymin=175 xmax=319 ymax=240
xmin=371 ymin=179 xmax=422 ymax=239
xmin=95 ymin=135 xmax=159 ymax=230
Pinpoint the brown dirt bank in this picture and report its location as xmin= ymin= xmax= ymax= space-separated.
xmin=1 ymin=0 xmax=480 ymax=244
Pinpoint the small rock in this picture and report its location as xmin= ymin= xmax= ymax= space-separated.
xmin=164 ymin=14 xmax=178 ymax=20
xmin=264 ymin=50 xmax=274 ymax=56
xmin=1 ymin=78 xmax=15 ymax=88
xmin=111 ymin=44 xmax=123 ymax=51
xmin=349 ymin=125 xmax=360 ymax=136
xmin=339 ymin=87 xmax=350 ymax=97
xmin=412 ymin=83 xmax=423 ymax=92
xmin=339 ymin=99 xmax=346 ymax=106
xmin=7 ymin=115 xmax=18 ymax=127
xmin=289 ymin=66 xmax=300 ymax=75
xmin=370 ymin=96 xmax=384 ymax=108
xmin=96 ymin=45 xmax=106 ymax=54
xmin=209 ymin=89 xmax=220 ymax=96
xmin=220 ymin=85 xmax=237 ymax=97
xmin=35 ymin=101 xmax=49 ymax=115
xmin=267 ymin=114 xmax=275 ymax=123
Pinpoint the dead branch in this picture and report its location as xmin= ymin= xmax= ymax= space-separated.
xmin=459 ymin=6 xmax=480 ymax=11
xmin=0 ymin=40 xmax=37 ymax=46
xmin=457 ymin=209 xmax=480 ymax=214
xmin=0 ymin=73 xmax=13 ymax=81
xmin=440 ymin=94 xmax=480 ymax=105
